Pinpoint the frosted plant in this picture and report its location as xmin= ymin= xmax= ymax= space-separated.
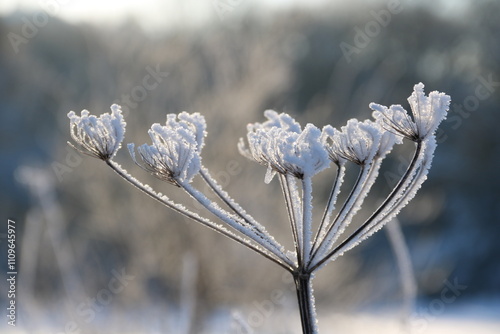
xmin=128 ymin=112 xmax=206 ymax=186
xmin=67 ymin=83 xmax=450 ymax=334
xmin=68 ymin=104 xmax=125 ymax=160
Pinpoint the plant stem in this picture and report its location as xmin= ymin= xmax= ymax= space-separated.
xmin=310 ymin=163 xmax=345 ymax=257
xmin=294 ymin=272 xmax=317 ymax=334
xmin=301 ymin=176 xmax=313 ymax=264
xmin=280 ymin=173 xmax=301 ymax=265
xmin=199 ymin=167 xmax=271 ymax=240
xmin=309 ymin=165 xmax=366 ymax=265
xmin=105 ymin=160 xmax=294 ymax=272
xmin=309 ymin=141 xmax=423 ymax=272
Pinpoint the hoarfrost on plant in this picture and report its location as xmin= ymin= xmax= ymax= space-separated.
xmin=67 ymin=82 xmax=452 ymax=334
xmin=67 ymin=104 xmax=126 ymax=160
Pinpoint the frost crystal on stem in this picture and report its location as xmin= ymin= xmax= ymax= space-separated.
xmin=68 ymin=82 xmax=450 ymax=334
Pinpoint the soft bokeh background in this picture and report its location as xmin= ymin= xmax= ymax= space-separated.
xmin=1 ymin=0 xmax=499 ymax=333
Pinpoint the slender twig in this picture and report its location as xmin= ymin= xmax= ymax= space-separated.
xmin=287 ymin=173 xmax=304 ymax=265
xmin=309 ymin=164 xmax=367 ymax=266
xmin=326 ymin=157 xmax=383 ymax=245
xmin=310 ymin=163 xmax=345 ymax=256
xmin=301 ymin=176 xmax=314 ymax=265
xmin=280 ymin=173 xmax=301 ymax=265
xmin=357 ymin=141 xmax=433 ymax=242
xmin=309 ymin=141 xmax=423 ymax=272
xmin=199 ymin=166 xmax=279 ymax=246
xmin=179 ymin=179 xmax=296 ymax=270
xmin=106 ymin=159 xmax=294 ymax=272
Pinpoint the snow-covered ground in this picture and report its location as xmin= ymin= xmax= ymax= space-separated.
xmin=2 ymin=299 xmax=499 ymax=333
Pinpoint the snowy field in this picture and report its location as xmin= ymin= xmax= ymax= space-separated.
xmin=2 ymin=300 xmax=499 ymax=334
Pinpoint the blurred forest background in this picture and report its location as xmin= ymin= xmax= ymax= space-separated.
xmin=1 ymin=0 xmax=499 ymax=333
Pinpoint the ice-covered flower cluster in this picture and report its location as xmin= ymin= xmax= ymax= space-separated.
xmin=66 ymin=83 xmax=450 ymax=269
xmin=67 ymin=82 xmax=450 ymax=334
xmin=370 ymin=82 xmax=451 ymax=141
xmin=128 ymin=112 xmax=206 ymax=186
xmin=238 ymin=110 xmax=330 ymax=183
xmin=322 ymin=119 xmax=382 ymax=165
xmin=67 ymin=104 xmax=125 ymax=160
xmin=236 ymin=83 xmax=449 ymax=269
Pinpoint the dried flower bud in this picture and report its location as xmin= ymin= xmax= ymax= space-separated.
xmin=67 ymin=104 xmax=126 ymax=160
xmin=321 ymin=125 xmax=346 ymax=165
xmin=129 ymin=112 xmax=206 ymax=185
xmin=370 ymin=83 xmax=451 ymax=141
xmin=325 ymin=119 xmax=383 ymax=165
xmin=239 ymin=111 xmax=329 ymax=183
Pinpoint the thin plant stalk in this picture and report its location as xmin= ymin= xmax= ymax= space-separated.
xmin=309 ymin=165 xmax=367 ymax=265
xmin=179 ymin=180 xmax=294 ymax=268
xmin=106 ymin=160 xmax=294 ymax=272
xmin=287 ymin=173 xmax=304 ymax=257
xmin=279 ymin=173 xmax=301 ymax=263
xmin=310 ymin=163 xmax=345 ymax=256
xmin=301 ymin=176 xmax=314 ymax=264
xmin=310 ymin=141 xmax=423 ymax=271
xmin=294 ymin=273 xmax=317 ymax=334
xmin=199 ymin=166 xmax=273 ymax=242
xmin=356 ymin=140 xmax=434 ymax=244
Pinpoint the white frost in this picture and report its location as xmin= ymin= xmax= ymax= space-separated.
xmin=129 ymin=112 xmax=206 ymax=185
xmin=328 ymin=119 xmax=382 ymax=165
xmin=239 ymin=111 xmax=330 ymax=183
xmin=371 ymin=83 xmax=451 ymax=141
xmin=67 ymin=104 xmax=126 ymax=160
xmin=68 ymin=83 xmax=452 ymax=329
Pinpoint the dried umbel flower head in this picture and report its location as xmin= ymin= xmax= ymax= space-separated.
xmin=128 ymin=112 xmax=206 ymax=186
xmin=238 ymin=110 xmax=330 ymax=183
xmin=370 ymin=82 xmax=451 ymax=141
xmin=67 ymin=104 xmax=126 ymax=160
xmin=320 ymin=126 xmax=346 ymax=166
xmin=322 ymin=119 xmax=383 ymax=166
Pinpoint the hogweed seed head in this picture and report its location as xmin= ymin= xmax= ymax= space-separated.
xmin=325 ymin=119 xmax=383 ymax=165
xmin=129 ymin=112 xmax=206 ymax=185
xmin=238 ymin=111 xmax=329 ymax=183
xmin=370 ymin=82 xmax=451 ymax=141
xmin=258 ymin=109 xmax=302 ymax=133
xmin=176 ymin=111 xmax=207 ymax=151
xmin=321 ymin=125 xmax=347 ymax=166
xmin=67 ymin=104 xmax=126 ymax=160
